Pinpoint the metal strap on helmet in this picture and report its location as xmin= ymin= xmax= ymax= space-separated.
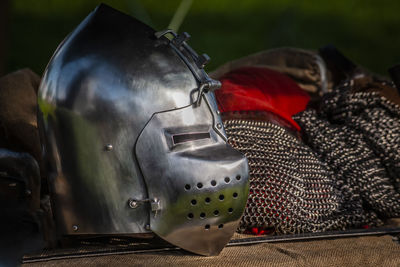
xmin=155 ymin=29 xmax=221 ymax=106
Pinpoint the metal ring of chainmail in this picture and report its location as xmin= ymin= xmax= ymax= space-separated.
xmin=223 ymin=81 xmax=400 ymax=235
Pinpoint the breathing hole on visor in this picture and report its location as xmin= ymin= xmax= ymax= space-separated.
xmin=173 ymin=132 xmax=211 ymax=144
xmin=224 ymin=177 xmax=230 ymax=183
xmin=187 ymin=213 xmax=194 ymax=219
xmin=228 ymin=208 xmax=233 ymax=213
xmin=211 ymin=180 xmax=217 ymax=186
xmin=185 ymin=184 xmax=191 ymax=190
xmin=205 ymin=197 xmax=211 ymax=204
xmin=218 ymin=224 xmax=224 ymax=229
xmin=233 ymin=192 xmax=238 ymax=198
xmin=197 ymin=183 xmax=203 ymax=189
xmin=219 ymin=194 xmax=225 ymax=201
xmin=204 ymin=224 xmax=210 ymax=230
xmin=200 ymin=212 xmax=206 ymax=219
xmin=191 ymin=199 xmax=197 ymax=205
xmin=236 ymin=175 xmax=241 ymax=181
xmin=213 ymin=210 xmax=219 ymax=216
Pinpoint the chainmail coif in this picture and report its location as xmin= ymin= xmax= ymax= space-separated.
xmin=224 ymin=83 xmax=400 ymax=234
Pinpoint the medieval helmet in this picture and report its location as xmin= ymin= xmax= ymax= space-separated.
xmin=38 ymin=4 xmax=249 ymax=256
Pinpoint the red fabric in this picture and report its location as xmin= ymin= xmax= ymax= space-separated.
xmin=215 ymin=67 xmax=310 ymax=131
xmin=242 ymin=227 xmax=274 ymax=236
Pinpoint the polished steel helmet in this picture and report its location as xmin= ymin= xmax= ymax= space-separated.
xmin=38 ymin=4 xmax=249 ymax=256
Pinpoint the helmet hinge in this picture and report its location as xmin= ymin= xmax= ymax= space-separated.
xmin=128 ymin=198 xmax=161 ymax=214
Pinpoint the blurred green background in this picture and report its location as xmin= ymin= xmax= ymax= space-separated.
xmin=1 ymin=0 xmax=400 ymax=76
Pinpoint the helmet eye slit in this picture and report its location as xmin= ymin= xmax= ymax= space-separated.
xmin=172 ymin=132 xmax=210 ymax=144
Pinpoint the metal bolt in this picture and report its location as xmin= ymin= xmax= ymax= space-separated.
xmin=72 ymin=225 xmax=78 ymax=231
xmin=128 ymin=199 xmax=139 ymax=209
xmin=145 ymin=224 xmax=151 ymax=230
xmin=217 ymin=123 xmax=222 ymax=129
xmin=216 ymin=110 xmax=221 ymax=115
xmin=104 ymin=144 xmax=113 ymax=151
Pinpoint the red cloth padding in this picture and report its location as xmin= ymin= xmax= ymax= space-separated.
xmin=215 ymin=67 xmax=310 ymax=131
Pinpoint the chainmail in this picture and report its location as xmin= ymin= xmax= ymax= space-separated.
xmin=224 ymin=83 xmax=400 ymax=234
xmin=295 ymin=83 xmax=400 ymax=218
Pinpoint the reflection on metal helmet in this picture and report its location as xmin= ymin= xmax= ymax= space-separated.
xmin=38 ymin=4 xmax=249 ymax=256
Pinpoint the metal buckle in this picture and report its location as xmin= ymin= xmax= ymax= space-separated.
xmin=195 ymin=79 xmax=221 ymax=106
